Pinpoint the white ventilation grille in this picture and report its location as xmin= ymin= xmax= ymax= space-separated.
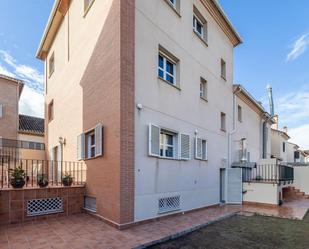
xmin=158 ymin=196 xmax=180 ymax=214
xmin=84 ymin=196 xmax=97 ymax=212
xmin=27 ymin=197 xmax=63 ymax=217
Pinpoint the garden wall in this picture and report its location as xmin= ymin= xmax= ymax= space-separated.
xmin=0 ymin=186 xmax=85 ymax=225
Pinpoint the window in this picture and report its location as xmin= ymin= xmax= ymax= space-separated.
xmin=149 ymin=124 xmax=190 ymax=160
xmin=238 ymin=105 xmax=242 ymax=122
xmin=193 ymin=6 xmax=207 ymax=43
xmin=158 ymin=48 xmax=178 ymax=86
xmin=77 ymin=124 xmax=103 ymax=160
xmin=283 ymin=142 xmax=286 ymax=153
xmin=165 ymin=0 xmax=180 ymax=13
xmin=48 ymin=100 xmax=54 ymax=122
xmin=86 ymin=131 xmax=96 ymax=158
xmin=200 ymin=77 xmax=207 ymax=100
xmin=221 ymin=59 xmax=226 ymax=80
xmin=195 ymin=138 xmax=208 ymax=161
xmin=220 ymin=112 xmax=226 ymax=131
xmin=0 ymin=104 xmax=3 ymax=118
xmin=160 ymin=130 xmax=176 ymax=158
xmin=49 ymin=53 xmax=55 ymax=77
xmin=84 ymin=0 xmax=95 ymax=14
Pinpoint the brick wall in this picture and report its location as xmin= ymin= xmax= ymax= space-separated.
xmin=0 ymin=186 xmax=85 ymax=225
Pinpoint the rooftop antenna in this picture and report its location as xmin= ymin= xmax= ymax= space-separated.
xmin=267 ymin=85 xmax=274 ymax=117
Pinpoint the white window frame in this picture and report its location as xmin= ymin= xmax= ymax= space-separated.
xmin=168 ymin=0 xmax=176 ymax=8
xmin=238 ymin=105 xmax=242 ymax=122
xmin=160 ymin=130 xmax=176 ymax=159
xmin=149 ymin=124 xmax=190 ymax=161
xmin=158 ymin=53 xmax=177 ymax=86
xmin=193 ymin=14 xmax=204 ymax=38
xmin=84 ymin=0 xmax=95 ymax=15
xmin=77 ymin=124 xmax=103 ymax=160
xmin=87 ymin=131 xmax=96 ymax=159
xmin=221 ymin=59 xmax=227 ymax=80
xmin=49 ymin=52 xmax=55 ymax=77
xmin=200 ymin=77 xmax=207 ymax=100
xmin=221 ymin=112 xmax=226 ymax=131
xmin=195 ymin=137 xmax=208 ymax=161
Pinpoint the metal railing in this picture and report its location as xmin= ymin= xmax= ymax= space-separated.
xmin=243 ymin=164 xmax=294 ymax=185
xmin=0 ymin=138 xmax=45 ymax=150
xmin=0 ymin=158 xmax=86 ymax=189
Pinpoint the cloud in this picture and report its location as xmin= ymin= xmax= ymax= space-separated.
xmin=0 ymin=50 xmax=44 ymax=91
xmin=0 ymin=63 xmax=16 ymax=78
xmin=0 ymin=50 xmax=44 ymax=117
xmin=275 ymin=86 xmax=309 ymax=127
xmin=286 ymin=33 xmax=309 ymax=61
xmin=262 ymin=85 xmax=309 ymax=148
xmin=19 ymin=85 xmax=44 ymax=118
xmin=289 ymin=124 xmax=309 ymax=149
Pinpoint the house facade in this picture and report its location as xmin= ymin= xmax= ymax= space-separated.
xmin=37 ymin=0 xmax=244 ymax=226
xmin=0 ymin=74 xmax=45 ymax=161
xmin=232 ymin=85 xmax=272 ymax=165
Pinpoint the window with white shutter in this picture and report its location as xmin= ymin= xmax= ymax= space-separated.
xmin=77 ymin=134 xmax=85 ymax=160
xmin=77 ymin=123 xmax=103 ymax=160
xmin=180 ymin=133 xmax=190 ymax=160
xmin=195 ymin=137 xmax=208 ymax=161
xmin=149 ymin=124 xmax=160 ymax=157
xmin=95 ymin=124 xmax=103 ymax=157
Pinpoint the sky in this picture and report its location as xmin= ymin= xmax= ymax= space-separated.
xmin=0 ymin=1 xmax=308 ymax=148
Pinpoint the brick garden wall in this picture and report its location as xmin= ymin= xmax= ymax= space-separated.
xmin=0 ymin=186 xmax=85 ymax=225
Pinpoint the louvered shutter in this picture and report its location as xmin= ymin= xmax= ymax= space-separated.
xmin=77 ymin=133 xmax=85 ymax=160
xmin=149 ymin=124 xmax=160 ymax=156
xmin=180 ymin=133 xmax=190 ymax=160
xmin=95 ymin=124 xmax=103 ymax=157
xmin=0 ymin=104 xmax=3 ymax=118
xmin=195 ymin=137 xmax=202 ymax=159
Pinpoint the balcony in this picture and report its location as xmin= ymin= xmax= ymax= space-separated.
xmin=242 ymin=164 xmax=294 ymax=185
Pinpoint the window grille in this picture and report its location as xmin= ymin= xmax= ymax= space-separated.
xmin=84 ymin=196 xmax=97 ymax=212
xmin=158 ymin=196 xmax=180 ymax=214
xmin=27 ymin=197 xmax=63 ymax=217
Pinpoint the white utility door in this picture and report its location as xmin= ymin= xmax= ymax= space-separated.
xmin=226 ymin=168 xmax=243 ymax=204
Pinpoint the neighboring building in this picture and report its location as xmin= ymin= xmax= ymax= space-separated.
xmin=0 ymin=74 xmax=23 ymax=141
xmin=304 ymin=150 xmax=309 ymax=163
xmin=270 ymin=118 xmax=290 ymax=163
xmin=37 ymin=0 xmax=242 ymax=226
xmin=0 ymin=74 xmax=45 ymax=161
xmin=232 ymin=85 xmax=273 ymax=165
xmin=286 ymin=142 xmax=299 ymax=163
xmin=18 ymin=114 xmax=45 ymax=160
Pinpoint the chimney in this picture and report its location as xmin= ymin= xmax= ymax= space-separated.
xmin=267 ymin=85 xmax=274 ymax=117
xmin=283 ymin=126 xmax=288 ymax=134
xmin=272 ymin=114 xmax=279 ymax=130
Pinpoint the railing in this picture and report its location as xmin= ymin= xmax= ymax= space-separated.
xmin=0 ymin=138 xmax=45 ymax=150
xmin=243 ymin=164 xmax=294 ymax=185
xmin=0 ymin=158 xmax=86 ymax=189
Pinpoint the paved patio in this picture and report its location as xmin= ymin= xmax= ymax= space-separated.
xmin=242 ymin=196 xmax=309 ymax=220
xmin=0 ymin=198 xmax=308 ymax=249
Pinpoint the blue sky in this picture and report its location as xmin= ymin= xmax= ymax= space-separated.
xmin=0 ymin=1 xmax=308 ymax=148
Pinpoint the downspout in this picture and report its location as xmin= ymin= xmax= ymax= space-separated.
xmin=228 ymin=88 xmax=241 ymax=167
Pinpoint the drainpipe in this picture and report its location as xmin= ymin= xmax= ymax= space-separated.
xmin=228 ymin=88 xmax=241 ymax=167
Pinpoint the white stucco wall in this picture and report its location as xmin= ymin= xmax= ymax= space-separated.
xmin=243 ymin=182 xmax=279 ymax=205
xmin=231 ymin=97 xmax=271 ymax=163
xmin=271 ymin=129 xmax=288 ymax=162
xmin=293 ymin=167 xmax=309 ymax=195
xmin=134 ymin=0 xmax=235 ymax=221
